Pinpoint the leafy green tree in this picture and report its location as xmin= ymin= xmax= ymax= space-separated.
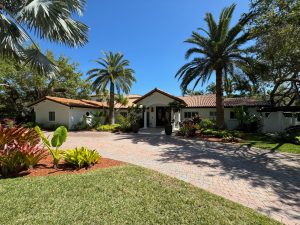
xmin=205 ymin=83 xmax=216 ymax=94
xmin=183 ymin=89 xmax=204 ymax=96
xmin=87 ymin=52 xmax=136 ymax=124
xmin=0 ymin=51 xmax=92 ymax=118
xmin=176 ymin=4 xmax=253 ymax=128
xmin=249 ymin=0 xmax=300 ymax=106
xmin=0 ymin=0 xmax=88 ymax=75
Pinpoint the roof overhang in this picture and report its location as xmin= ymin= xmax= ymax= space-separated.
xmin=133 ymin=88 xmax=187 ymax=106
xmin=28 ymin=97 xmax=108 ymax=109
xmin=258 ymin=106 xmax=300 ymax=112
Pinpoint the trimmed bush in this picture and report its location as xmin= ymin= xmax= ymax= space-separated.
xmin=64 ymin=147 xmax=100 ymax=168
xmin=97 ymin=124 xmax=121 ymax=132
xmin=200 ymin=118 xmax=217 ymax=129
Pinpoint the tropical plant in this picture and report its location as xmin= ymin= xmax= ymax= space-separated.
xmin=200 ymin=118 xmax=217 ymax=129
xmin=64 ymin=147 xmax=100 ymax=168
xmin=35 ymin=126 xmax=67 ymax=168
xmin=0 ymin=142 xmax=24 ymax=177
xmin=0 ymin=140 xmax=46 ymax=178
xmin=0 ymin=125 xmax=40 ymax=148
xmin=87 ymin=51 xmax=136 ymax=124
xmin=0 ymin=0 xmax=88 ymax=76
xmin=19 ymin=142 xmax=47 ymax=169
xmin=175 ymin=4 xmax=254 ymax=128
xmin=96 ymin=124 xmax=121 ymax=132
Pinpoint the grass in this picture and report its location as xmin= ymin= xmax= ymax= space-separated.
xmin=239 ymin=133 xmax=300 ymax=154
xmin=0 ymin=166 xmax=280 ymax=225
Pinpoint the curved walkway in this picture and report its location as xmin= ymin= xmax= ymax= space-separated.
xmin=61 ymin=131 xmax=300 ymax=225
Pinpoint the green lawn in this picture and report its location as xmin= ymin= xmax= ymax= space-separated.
xmin=240 ymin=133 xmax=300 ymax=154
xmin=0 ymin=166 xmax=280 ymax=225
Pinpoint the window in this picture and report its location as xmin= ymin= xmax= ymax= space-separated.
xmin=230 ymin=111 xmax=236 ymax=120
xmin=184 ymin=112 xmax=198 ymax=118
xmin=283 ymin=113 xmax=293 ymax=118
xmin=49 ymin=112 xmax=55 ymax=121
xmin=209 ymin=111 xmax=217 ymax=118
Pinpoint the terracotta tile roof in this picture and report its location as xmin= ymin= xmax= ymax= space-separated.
xmin=28 ymin=96 xmax=108 ymax=108
xmin=179 ymin=94 xmax=269 ymax=108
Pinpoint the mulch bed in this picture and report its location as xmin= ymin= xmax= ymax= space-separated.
xmin=17 ymin=155 xmax=125 ymax=178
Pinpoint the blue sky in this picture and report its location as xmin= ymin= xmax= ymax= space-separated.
xmin=39 ymin=0 xmax=250 ymax=96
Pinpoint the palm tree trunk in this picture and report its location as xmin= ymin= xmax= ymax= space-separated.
xmin=109 ymin=81 xmax=115 ymax=124
xmin=216 ymin=68 xmax=225 ymax=129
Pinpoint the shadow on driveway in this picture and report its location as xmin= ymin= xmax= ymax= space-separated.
xmin=115 ymin=133 xmax=300 ymax=221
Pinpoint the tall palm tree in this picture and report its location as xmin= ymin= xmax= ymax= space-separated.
xmin=87 ymin=52 xmax=136 ymax=124
xmin=176 ymin=4 xmax=253 ymax=128
xmin=0 ymin=0 xmax=88 ymax=76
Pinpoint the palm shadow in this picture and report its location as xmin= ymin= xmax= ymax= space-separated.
xmin=115 ymin=133 xmax=300 ymax=220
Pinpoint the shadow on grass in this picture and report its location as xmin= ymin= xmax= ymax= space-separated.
xmin=114 ymin=132 xmax=300 ymax=221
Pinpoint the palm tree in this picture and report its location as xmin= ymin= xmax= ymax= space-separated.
xmin=175 ymin=4 xmax=253 ymax=128
xmin=87 ymin=52 xmax=136 ymax=124
xmin=0 ymin=0 xmax=88 ymax=76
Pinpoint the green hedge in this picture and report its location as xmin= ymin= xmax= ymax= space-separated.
xmin=96 ymin=124 xmax=121 ymax=132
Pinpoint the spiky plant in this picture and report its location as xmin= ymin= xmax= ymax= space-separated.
xmin=0 ymin=0 xmax=88 ymax=76
xmin=87 ymin=52 xmax=136 ymax=124
xmin=176 ymin=4 xmax=253 ymax=128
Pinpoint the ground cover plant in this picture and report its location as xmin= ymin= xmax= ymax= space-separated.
xmin=97 ymin=124 xmax=121 ymax=132
xmin=64 ymin=147 xmax=100 ymax=168
xmin=0 ymin=165 xmax=280 ymax=225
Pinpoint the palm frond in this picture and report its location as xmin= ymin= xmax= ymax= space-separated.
xmin=23 ymin=48 xmax=58 ymax=77
xmin=15 ymin=0 xmax=88 ymax=47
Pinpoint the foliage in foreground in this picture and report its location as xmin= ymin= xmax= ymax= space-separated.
xmin=0 ymin=125 xmax=46 ymax=177
xmin=0 ymin=166 xmax=280 ymax=225
xmin=0 ymin=0 xmax=88 ymax=76
xmin=64 ymin=147 xmax=100 ymax=168
xmin=35 ymin=126 xmax=68 ymax=167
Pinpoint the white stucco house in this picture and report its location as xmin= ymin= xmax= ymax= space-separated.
xmin=29 ymin=88 xmax=299 ymax=132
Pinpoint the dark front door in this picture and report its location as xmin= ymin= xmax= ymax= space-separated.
xmin=156 ymin=107 xmax=171 ymax=127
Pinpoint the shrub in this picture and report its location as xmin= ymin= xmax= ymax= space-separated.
xmin=0 ymin=141 xmax=46 ymax=178
xmin=201 ymin=129 xmax=233 ymax=138
xmin=200 ymin=118 xmax=217 ymax=129
xmin=0 ymin=125 xmax=40 ymax=148
xmin=20 ymin=143 xmax=47 ymax=169
xmin=35 ymin=126 xmax=68 ymax=168
xmin=178 ymin=120 xmax=197 ymax=137
xmin=64 ymin=147 xmax=100 ymax=168
xmin=0 ymin=143 xmax=24 ymax=177
xmin=96 ymin=124 xmax=121 ymax=132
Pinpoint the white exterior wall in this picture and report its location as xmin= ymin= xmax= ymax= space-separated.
xmin=181 ymin=107 xmax=260 ymax=130
xmin=33 ymin=100 xmax=70 ymax=128
xmin=69 ymin=107 xmax=102 ymax=129
xmin=261 ymin=111 xmax=300 ymax=132
xmin=138 ymin=92 xmax=178 ymax=128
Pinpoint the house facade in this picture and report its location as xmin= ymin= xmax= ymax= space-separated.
xmin=29 ymin=88 xmax=282 ymax=131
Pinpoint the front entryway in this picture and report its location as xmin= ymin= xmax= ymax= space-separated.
xmin=156 ymin=107 xmax=171 ymax=127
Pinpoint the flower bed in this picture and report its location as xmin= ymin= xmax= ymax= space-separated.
xmin=3 ymin=154 xmax=125 ymax=178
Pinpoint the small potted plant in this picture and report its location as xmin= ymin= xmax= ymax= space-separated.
xmin=165 ymin=119 xmax=173 ymax=135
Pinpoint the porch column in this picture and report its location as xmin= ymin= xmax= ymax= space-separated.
xmin=172 ymin=109 xmax=176 ymax=130
xmin=178 ymin=110 xmax=181 ymax=127
xmin=143 ymin=110 xmax=147 ymax=129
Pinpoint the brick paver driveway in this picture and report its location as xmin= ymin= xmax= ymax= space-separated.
xmin=61 ymin=131 xmax=300 ymax=225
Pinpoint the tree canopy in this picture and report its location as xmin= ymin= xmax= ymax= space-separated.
xmin=0 ymin=51 xmax=92 ymax=118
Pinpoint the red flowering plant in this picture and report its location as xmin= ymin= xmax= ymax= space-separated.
xmin=0 ymin=125 xmax=46 ymax=178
